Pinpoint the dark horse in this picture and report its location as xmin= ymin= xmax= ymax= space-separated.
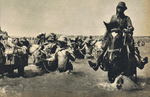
xmin=102 ymin=22 xmax=137 ymax=83
xmin=0 ymin=42 xmax=6 ymax=78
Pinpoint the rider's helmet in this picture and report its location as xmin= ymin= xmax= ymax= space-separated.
xmin=117 ymin=2 xmax=127 ymax=10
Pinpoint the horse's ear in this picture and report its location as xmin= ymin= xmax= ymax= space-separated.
xmin=103 ymin=21 xmax=109 ymax=29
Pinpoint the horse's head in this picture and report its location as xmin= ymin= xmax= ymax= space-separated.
xmin=103 ymin=21 xmax=123 ymax=63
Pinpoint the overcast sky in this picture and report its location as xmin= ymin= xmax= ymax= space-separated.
xmin=1 ymin=0 xmax=150 ymax=37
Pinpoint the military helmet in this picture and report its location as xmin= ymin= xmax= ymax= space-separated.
xmin=45 ymin=33 xmax=56 ymax=41
xmin=57 ymin=35 xmax=67 ymax=43
xmin=37 ymin=33 xmax=46 ymax=38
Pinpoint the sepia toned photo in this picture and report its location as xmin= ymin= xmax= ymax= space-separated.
xmin=0 ymin=0 xmax=150 ymax=97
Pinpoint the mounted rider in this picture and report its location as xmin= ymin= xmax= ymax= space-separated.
xmin=89 ymin=1 xmax=148 ymax=71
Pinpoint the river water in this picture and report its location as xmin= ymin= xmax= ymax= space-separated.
xmin=0 ymin=43 xmax=149 ymax=97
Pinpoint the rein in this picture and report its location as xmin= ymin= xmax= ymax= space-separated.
xmin=107 ymin=48 xmax=121 ymax=53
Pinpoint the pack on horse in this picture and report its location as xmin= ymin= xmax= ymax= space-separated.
xmin=100 ymin=21 xmax=138 ymax=83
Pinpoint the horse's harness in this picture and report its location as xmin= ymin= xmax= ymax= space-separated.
xmin=106 ymin=47 xmax=122 ymax=63
xmin=105 ymin=31 xmax=127 ymax=63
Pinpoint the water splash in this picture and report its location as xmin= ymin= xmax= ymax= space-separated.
xmin=0 ymin=85 xmax=8 ymax=94
xmin=97 ymin=82 xmax=117 ymax=91
xmin=97 ymin=75 xmax=142 ymax=91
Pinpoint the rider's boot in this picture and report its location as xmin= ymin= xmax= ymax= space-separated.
xmin=135 ymin=47 xmax=148 ymax=69
xmin=138 ymin=57 xmax=148 ymax=69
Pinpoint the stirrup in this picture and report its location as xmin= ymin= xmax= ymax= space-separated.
xmin=143 ymin=57 xmax=148 ymax=63
xmin=139 ymin=57 xmax=148 ymax=69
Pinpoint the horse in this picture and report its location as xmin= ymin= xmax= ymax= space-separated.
xmin=0 ymin=42 xmax=6 ymax=78
xmin=102 ymin=21 xmax=137 ymax=83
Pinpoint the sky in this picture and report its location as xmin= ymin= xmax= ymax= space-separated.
xmin=0 ymin=0 xmax=150 ymax=37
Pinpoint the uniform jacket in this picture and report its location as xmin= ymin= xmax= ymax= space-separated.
xmin=110 ymin=14 xmax=134 ymax=35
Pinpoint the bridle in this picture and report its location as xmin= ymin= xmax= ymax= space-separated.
xmin=106 ymin=31 xmax=123 ymax=63
xmin=106 ymin=29 xmax=128 ymax=64
xmin=106 ymin=47 xmax=122 ymax=64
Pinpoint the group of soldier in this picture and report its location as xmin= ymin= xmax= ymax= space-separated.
xmin=0 ymin=26 xmax=148 ymax=76
xmin=32 ymin=32 xmax=100 ymax=73
xmin=0 ymin=26 xmax=103 ymax=77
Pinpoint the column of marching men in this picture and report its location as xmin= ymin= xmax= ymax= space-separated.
xmin=0 ymin=30 xmax=102 ymax=76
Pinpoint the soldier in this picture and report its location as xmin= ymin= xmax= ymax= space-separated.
xmin=14 ymin=38 xmax=23 ymax=47
xmin=4 ymin=37 xmax=15 ymax=57
xmin=21 ymin=37 xmax=30 ymax=48
xmin=45 ymin=35 xmax=75 ymax=73
xmin=80 ymin=36 xmax=97 ymax=59
xmin=42 ymin=33 xmax=58 ymax=58
xmin=89 ymin=2 xmax=148 ymax=71
xmin=21 ymin=37 xmax=30 ymax=56
xmin=36 ymin=33 xmax=46 ymax=45
xmin=56 ymin=36 xmax=75 ymax=72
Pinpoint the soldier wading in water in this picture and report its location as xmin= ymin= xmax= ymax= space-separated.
xmin=45 ymin=36 xmax=75 ymax=73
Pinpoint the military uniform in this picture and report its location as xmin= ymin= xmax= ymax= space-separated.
xmin=89 ymin=2 xmax=148 ymax=71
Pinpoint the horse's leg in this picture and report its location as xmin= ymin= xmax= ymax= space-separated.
xmin=0 ymin=56 xmax=5 ymax=79
xmin=0 ymin=65 xmax=4 ymax=79
xmin=134 ymin=67 xmax=137 ymax=83
xmin=0 ymin=64 xmax=4 ymax=79
xmin=107 ymin=64 xmax=116 ymax=83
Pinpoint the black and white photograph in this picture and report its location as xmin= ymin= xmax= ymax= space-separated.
xmin=0 ymin=0 xmax=150 ymax=97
